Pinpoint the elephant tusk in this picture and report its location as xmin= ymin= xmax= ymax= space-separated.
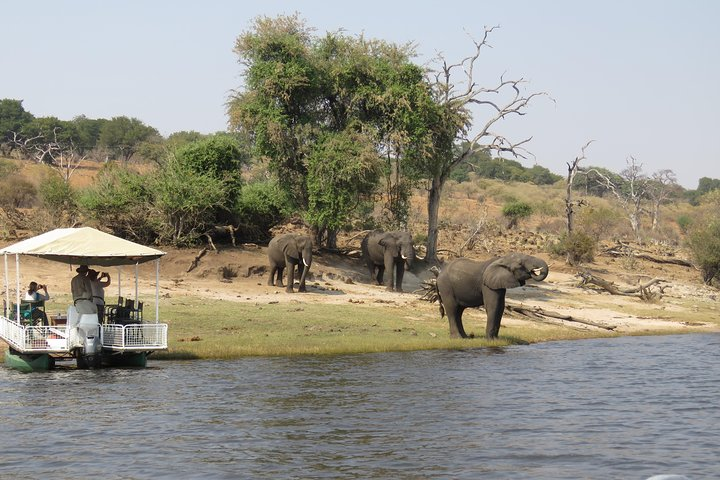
xmin=401 ymin=254 xmax=408 ymax=260
xmin=303 ymin=259 xmax=310 ymax=267
xmin=532 ymin=268 xmax=545 ymax=276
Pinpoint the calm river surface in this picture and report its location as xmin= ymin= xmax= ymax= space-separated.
xmin=1 ymin=333 xmax=718 ymax=479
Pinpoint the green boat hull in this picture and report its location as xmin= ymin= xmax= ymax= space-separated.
xmin=4 ymin=350 xmax=53 ymax=372
xmin=102 ymin=352 xmax=147 ymax=368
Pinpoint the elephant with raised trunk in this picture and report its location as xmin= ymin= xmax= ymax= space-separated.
xmin=436 ymin=253 xmax=549 ymax=338
xmin=361 ymin=230 xmax=415 ymax=292
xmin=267 ymin=233 xmax=313 ymax=293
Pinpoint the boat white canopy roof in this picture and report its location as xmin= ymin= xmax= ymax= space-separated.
xmin=0 ymin=227 xmax=165 ymax=266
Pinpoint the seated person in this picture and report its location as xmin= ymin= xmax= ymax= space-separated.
xmin=24 ymin=281 xmax=50 ymax=326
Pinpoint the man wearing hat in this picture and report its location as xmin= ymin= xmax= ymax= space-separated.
xmin=71 ymin=264 xmax=98 ymax=315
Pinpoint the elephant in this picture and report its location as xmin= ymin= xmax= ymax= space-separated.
xmin=267 ymin=233 xmax=313 ymax=293
xmin=361 ymin=230 xmax=415 ymax=292
xmin=435 ymin=253 xmax=549 ymax=339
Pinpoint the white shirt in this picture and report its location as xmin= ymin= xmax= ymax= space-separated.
xmin=24 ymin=290 xmax=50 ymax=302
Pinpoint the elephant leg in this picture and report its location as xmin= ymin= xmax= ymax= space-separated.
xmin=447 ymin=305 xmax=468 ymax=338
xmin=268 ymin=266 xmax=277 ymax=286
xmin=285 ymin=260 xmax=296 ymax=293
xmin=366 ymin=258 xmax=376 ymax=282
xmin=384 ymin=256 xmax=395 ymax=291
xmin=395 ymin=261 xmax=405 ymax=293
xmin=276 ymin=267 xmax=285 ymax=288
xmin=376 ymin=266 xmax=385 ymax=286
xmin=485 ymin=290 xmax=506 ymax=339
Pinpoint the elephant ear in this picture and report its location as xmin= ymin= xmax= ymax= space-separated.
xmin=296 ymin=236 xmax=309 ymax=250
xmin=378 ymin=234 xmax=400 ymax=256
xmin=282 ymin=236 xmax=299 ymax=257
xmin=484 ymin=257 xmax=523 ymax=290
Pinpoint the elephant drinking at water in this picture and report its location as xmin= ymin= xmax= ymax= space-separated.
xmin=361 ymin=230 xmax=415 ymax=292
xmin=436 ymin=253 xmax=549 ymax=338
xmin=267 ymin=233 xmax=313 ymax=293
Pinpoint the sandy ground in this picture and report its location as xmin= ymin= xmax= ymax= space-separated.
xmin=5 ymin=241 xmax=718 ymax=337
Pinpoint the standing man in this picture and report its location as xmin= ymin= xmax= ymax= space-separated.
xmin=71 ymin=264 xmax=97 ymax=315
xmin=88 ymin=269 xmax=111 ymax=322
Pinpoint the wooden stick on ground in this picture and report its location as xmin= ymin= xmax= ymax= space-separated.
xmin=187 ymin=247 xmax=209 ymax=273
xmin=505 ymin=302 xmax=617 ymax=331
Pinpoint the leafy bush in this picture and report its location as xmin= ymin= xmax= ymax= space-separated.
xmin=577 ymin=206 xmax=623 ymax=240
xmin=78 ymin=164 xmax=155 ymax=242
xmin=149 ymin=156 xmax=230 ymax=246
xmin=175 ymin=135 xmax=248 ymax=194
xmin=550 ymin=231 xmax=596 ymax=266
xmin=502 ymin=201 xmax=533 ymax=229
xmin=676 ymin=214 xmax=693 ymax=234
xmin=39 ymin=174 xmax=77 ymax=218
xmin=686 ymin=221 xmax=720 ymax=285
xmin=234 ymin=179 xmax=294 ymax=240
xmin=0 ymin=174 xmax=36 ymax=208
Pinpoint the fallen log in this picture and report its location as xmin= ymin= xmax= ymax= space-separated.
xmin=576 ymin=271 xmax=669 ymax=300
xmin=602 ymin=244 xmax=694 ymax=268
xmin=505 ymin=302 xmax=617 ymax=331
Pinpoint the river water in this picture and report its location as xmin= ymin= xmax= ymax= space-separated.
xmin=1 ymin=333 xmax=718 ymax=479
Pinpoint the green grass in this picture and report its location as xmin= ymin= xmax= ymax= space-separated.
xmin=150 ymin=297 xmax=610 ymax=360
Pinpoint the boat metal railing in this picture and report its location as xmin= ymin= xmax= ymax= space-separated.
xmin=101 ymin=323 xmax=168 ymax=351
xmin=0 ymin=316 xmax=69 ymax=352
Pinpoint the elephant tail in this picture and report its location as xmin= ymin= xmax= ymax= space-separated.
xmin=419 ymin=266 xmax=445 ymax=318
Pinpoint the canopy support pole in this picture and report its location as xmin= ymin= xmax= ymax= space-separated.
xmin=134 ymin=263 xmax=139 ymax=307
xmin=15 ymin=254 xmax=20 ymax=321
xmin=155 ymin=259 xmax=160 ymax=323
xmin=3 ymin=254 xmax=8 ymax=317
xmin=117 ymin=267 xmax=122 ymax=299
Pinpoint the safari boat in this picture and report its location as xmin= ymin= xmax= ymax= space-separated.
xmin=1 ymin=227 xmax=169 ymax=371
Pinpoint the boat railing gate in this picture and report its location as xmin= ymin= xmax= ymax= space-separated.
xmin=0 ymin=316 xmax=69 ymax=352
xmin=101 ymin=323 xmax=168 ymax=351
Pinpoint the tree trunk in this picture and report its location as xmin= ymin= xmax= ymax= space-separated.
xmin=651 ymin=201 xmax=660 ymax=231
xmin=326 ymin=229 xmax=338 ymax=250
xmin=426 ymin=174 xmax=445 ymax=263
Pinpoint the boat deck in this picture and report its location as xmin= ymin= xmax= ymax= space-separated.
xmin=0 ymin=316 xmax=168 ymax=354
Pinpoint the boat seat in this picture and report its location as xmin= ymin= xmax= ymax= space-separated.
xmin=10 ymin=300 xmax=45 ymax=326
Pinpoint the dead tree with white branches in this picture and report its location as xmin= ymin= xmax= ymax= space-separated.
xmin=12 ymin=128 xmax=87 ymax=182
xmin=587 ymin=157 xmax=649 ymax=242
xmin=565 ymin=141 xmax=593 ymax=235
xmin=423 ymin=26 xmax=547 ymax=262
xmin=646 ymin=169 xmax=680 ymax=232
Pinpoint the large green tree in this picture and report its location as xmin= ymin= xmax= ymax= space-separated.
xmin=0 ymin=98 xmax=34 ymax=155
xmin=228 ymin=15 xmax=434 ymax=246
xmin=98 ymin=116 xmax=158 ymax=163
xmin=306 ymin=131 xmax=380 ymax=246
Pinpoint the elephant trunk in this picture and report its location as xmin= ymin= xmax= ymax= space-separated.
xmin=299 ymin=249 xmax=312 ymax=285
xmin=530 ymin=263 xmax=549 ymax=282
xmin=401 ymin=246 xmax=415 ymax=268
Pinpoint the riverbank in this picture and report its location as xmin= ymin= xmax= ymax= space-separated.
xmin=2 ymin=241 xmax=718 ymax=360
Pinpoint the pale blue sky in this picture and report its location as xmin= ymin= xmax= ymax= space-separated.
xmin=2 ymin=0 xmax=718 ymax=187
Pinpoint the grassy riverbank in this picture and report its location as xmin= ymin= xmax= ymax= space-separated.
xmin=151 ymin=296 xmax=616 ymax=360
xmin=3 ymin=288 xmax=717 ymax=361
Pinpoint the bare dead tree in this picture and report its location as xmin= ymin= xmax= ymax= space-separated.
xmin=423 ymin=26 xmax=549 ymax=262
xmin=565 ymin=141 xmax=593 ymax=235
xmin=12 ymin=128 xmax=87 ymax=182
xmin=587 ymin=157 xmax=649 ymax=242
xmin=646 ymin=169 xmax=679 ymax=232
xmin=12 ymin=131 xmax=55 ymax=164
